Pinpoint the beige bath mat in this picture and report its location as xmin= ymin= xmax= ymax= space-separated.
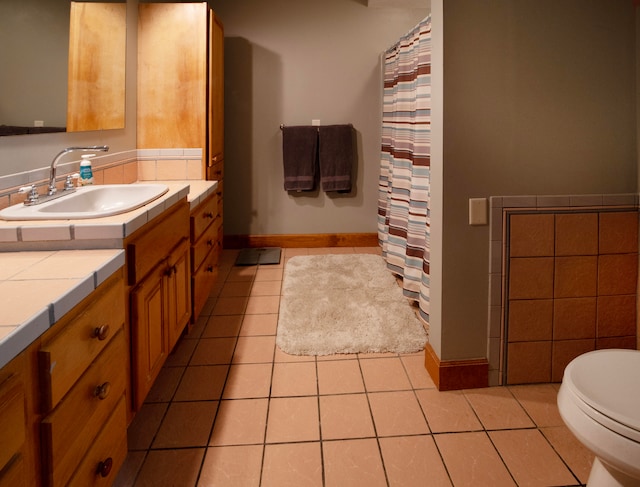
xmin=276 ymin=254 xmax=427 ymax=355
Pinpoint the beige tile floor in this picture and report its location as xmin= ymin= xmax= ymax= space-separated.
xmin=114 ymin=247 xmax=595 ymax=487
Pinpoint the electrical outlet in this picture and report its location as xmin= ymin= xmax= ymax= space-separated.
xmin=312 ymin=119 xmax=321 ymax=126
xmin=34 ymin=120 xmax=44 ymax=127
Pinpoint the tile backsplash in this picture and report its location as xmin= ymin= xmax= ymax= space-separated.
xmin=0 ymin=148 xmax=203 ymax=210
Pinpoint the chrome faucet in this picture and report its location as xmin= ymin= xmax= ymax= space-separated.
xmin=48 ymin=145 xmax=109 ymax=195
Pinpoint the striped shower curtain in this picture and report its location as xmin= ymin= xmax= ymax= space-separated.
xmin=378 ymin=16 xmax=432 ymax=324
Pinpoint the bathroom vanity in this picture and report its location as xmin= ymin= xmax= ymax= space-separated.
xmin=0 ymin=179 xmax=220 ymax=486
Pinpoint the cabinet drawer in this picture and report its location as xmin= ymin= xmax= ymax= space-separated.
xmin=191 ymin=214 xmax=221 ymax=272
xmin=67 ymin=396 xmax=127 ymax=487
xmin=128 ymin=200 xmax=189 ymax=284
xmin=39 ymin=274 xmax=124 ymax=410
xmin=192 ymin=247 xmax=219 ymax=321
xmin=190 ymin=192 xmax=218 ymax=241
xmin=208 ymin=158 xmax=224 ymax=181
xmin=0 ymin=375 xmax=25 ymax=475
xmin=42 ymin=330 xmax=127 ymax=487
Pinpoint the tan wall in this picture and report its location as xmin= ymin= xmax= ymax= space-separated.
xmin=437 ymin=0 xmax=637 ymax=361
xmin=209 ymin=0 xmax=428 ymax=235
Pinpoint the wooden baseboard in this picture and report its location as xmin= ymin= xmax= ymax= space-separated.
xmin=224 ymin=233 xmax=379 ymax=249
xmin=424 ymin=342 xmax=489 ymax=391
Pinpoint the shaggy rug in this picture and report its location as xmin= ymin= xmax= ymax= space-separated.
xmin=276 ymin=254 xmax=428 ymax=355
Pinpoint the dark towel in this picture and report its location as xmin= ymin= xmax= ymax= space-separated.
xmin=282 ymin=125 xmax=318 ymax=191
xmin=319 ymin=124 xmax=354 ymax=192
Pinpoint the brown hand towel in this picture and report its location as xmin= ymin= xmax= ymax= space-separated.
xmin=282 ymin=125 xmax=318 ymax=191
xmin=319 ymin=124 xmax=354 ymax=192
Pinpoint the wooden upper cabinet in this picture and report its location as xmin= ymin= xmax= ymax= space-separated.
xmin=209 ymin=11 xmax=224 ymax=166
xmin=137 ymin=3 xmax=208 ymax=151
xmin=67 ymin=2 xmax=126 ymax=132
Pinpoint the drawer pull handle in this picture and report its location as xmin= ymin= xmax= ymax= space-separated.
xmin=206 ymin=265 xmax=214 ymax=273
xmin=203 ymin=212 xmax=214 ymax=219
xmin=94 ymin=382 xmax=111 ymax=400
xmin=92 ymin=325 xmax=110 ymax=341
xmin=96 ymin=457 xmax=113 ymax=478
xmin=207 ymin=239 xmax=213 ymax=247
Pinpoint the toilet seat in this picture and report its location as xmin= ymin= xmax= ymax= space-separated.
xmin=563 ymin=349 xmax=640 ymax=443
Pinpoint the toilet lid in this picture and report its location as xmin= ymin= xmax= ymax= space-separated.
xmin=564 ymin=349 xmax=640 ymax=437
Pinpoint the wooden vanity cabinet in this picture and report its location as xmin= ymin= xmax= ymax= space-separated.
xmin=127 ymin=200 xmax=191 ymax=411
xmin=0 ymin=357 xmax=29 ymax=487
xmin=39 ymin=270 xmax=127 ymax=487
xmin=190 ymin=190 xmax=223 ymax=321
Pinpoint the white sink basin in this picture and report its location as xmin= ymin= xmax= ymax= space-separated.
xmin=0 ymin=184 xmax=169 ymax=220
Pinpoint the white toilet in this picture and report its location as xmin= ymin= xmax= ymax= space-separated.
xmin=558 ymin=349 xmax=640 ymax=487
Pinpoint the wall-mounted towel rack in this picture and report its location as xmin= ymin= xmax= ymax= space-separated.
xmin=280 ymin=123 xmax=353 ymax=131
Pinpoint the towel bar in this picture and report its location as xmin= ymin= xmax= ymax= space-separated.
xmin=280 ymin=123 xmax=353 ymax=131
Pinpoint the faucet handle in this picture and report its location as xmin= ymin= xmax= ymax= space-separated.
xmin=64 ymin=174 xmax=80 ymax=191
xmin=18 ymin=185 xmax=39 ymax=205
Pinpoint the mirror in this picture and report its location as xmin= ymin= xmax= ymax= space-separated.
xmin=0 ymin=0 xmax=126 ymax=137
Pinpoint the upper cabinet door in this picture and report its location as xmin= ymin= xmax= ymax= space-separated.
xmin=137 ymin=3 xmax=208 ymax=150
xmin=67 ymin=2 xmax=126 ymax=132
xmin=209 ymin=12 xmax=225 ymax=165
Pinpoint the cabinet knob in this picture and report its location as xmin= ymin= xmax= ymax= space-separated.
xmin=92 ymin=325 xmax=110 ymax=341
xmin=164 ymin=265 xmax=177 ymax=277
xmin=206 ymin=265 xmax=214 ymax=273
xmin=203 ymin=212 xmax=214 ymax=219
xmin=94 ymin=382 xmax=111 ymax=400
xmin=207 ymin=239 xmax=213 ymax=247
xmin=96 ymin=457 xmax=113 ymax=478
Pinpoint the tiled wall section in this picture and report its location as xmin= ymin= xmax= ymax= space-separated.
xmin=0 ymin=148 xmax=203 ymax=210
xmin=487 ymin=195 xmax=639 ymax=386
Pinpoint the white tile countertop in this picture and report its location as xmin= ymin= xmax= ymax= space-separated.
xmin=0 ymin=249 xmax=125 ymax=369
xmin=0 ymin=179 xmax=218 ymax=368
xmin=0 ymin=180 xmax=218 ymax=251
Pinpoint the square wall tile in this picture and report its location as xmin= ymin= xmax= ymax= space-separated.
xmin=554 ymin=256 xmax=597 ymax=298
xmin=104 ymin=165 xmax=124 ymax=184
xmin=507 ymin=299 xmax=553 ymax=342
xmin=597 ymin=295 xmax=636 ymax=337
xmin=138 ymin=160 xmax=156 ymax=180
xmin=123 ymin=162 xmax=138 ymax=183
xmin=599 ymin=211 xmax=639 ymax=254
xmin=555 ymin=213 xmax=598 ymax=256
xmin=508 ymin=258 xmax=554 ymax=299
xmin=596 ymin=336 xmax=637 ymax=349
xmin=506 ymin=341 xmax=552 ymax=384
xmin=157 ymin=160 xmax=187 ymax=180
xmin=509 ymin=213 xmax=554 ymax=257
xmin=551 ymin=339 xmax=595 ymax=382
xmin=598 ymin=254 xmax=638 ymax=296
xmin=553 ymin=297 xmax=596 ymax=340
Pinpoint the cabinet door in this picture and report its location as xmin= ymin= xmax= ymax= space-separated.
xmin=209 ymin=10 xmax=224 ymax=168
xmin=138 ymin=3 xmax=208 ymax=151
xmin=130 ymin=264 xmax=168 ymax=410
xmin=0 ymin=374 xmax=25 ymax=487
xmin=167 ymin=239 xmax=192 ymax=351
